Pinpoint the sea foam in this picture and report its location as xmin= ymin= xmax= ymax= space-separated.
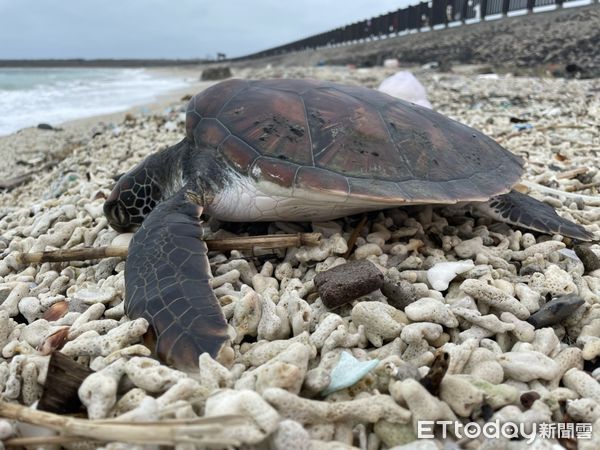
xmin=0 ymin=68 xmax=188 ymax=136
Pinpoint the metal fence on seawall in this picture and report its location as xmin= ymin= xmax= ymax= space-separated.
xmin=242 ymin=0 xmax=593 ymax=59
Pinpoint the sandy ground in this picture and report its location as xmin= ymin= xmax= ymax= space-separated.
xmin=1 ymin=65 xmax=600 ymax=449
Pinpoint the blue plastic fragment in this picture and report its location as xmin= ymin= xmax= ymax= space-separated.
xmin=513 ymin=123 xmax=533 ymax=131
xmin=321 ymin=352 xmax=379 ymax=396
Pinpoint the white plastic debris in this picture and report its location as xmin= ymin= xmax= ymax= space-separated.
xmin=378 ymin=71 xmax=432 ymax=109
xmin=426 ymin=260 xmax=474 ymax=291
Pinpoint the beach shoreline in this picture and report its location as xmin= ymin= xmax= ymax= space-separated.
xmin=0 ymin=65 xmax=212 ymax=184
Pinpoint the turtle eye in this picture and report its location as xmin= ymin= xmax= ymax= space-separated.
xmin=115 ymin=203 xmax=128 ymax=226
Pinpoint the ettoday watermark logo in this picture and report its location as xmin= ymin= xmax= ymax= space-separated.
xmin=418 ymin=420 xmax=592 ymax=443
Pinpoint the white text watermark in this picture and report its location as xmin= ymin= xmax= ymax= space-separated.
xmin=418 ymin=420 xmax=592 ymax=443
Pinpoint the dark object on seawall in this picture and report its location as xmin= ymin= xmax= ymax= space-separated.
xmin=201 ymin=66 xmax=232 ymax=81
xmin=37 ymin=123 xmax=61 ymax=131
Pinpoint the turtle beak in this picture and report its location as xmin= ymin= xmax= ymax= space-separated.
xmin=104 ymin=199 xmax=132 ymax=233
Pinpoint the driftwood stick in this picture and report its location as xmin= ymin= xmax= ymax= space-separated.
xmin=4 ymin=435 xmax=89 ymax=447
xmin=17 ymin=246 xmax=129 ymax=264
xmin=15 ymin=232 xmax=321 ymax=265
xmin=0 ymin=160 xmax=58 ymax=191
xmin=556 ymin=167 xmax=588 ymax=180
xmin=520 ymin=180 xmax=600 ymax=203
xmin=343 ymin=215 xmax=369 ymax=259
xmin=566 ymin=180 xmax=600 ymax=192
xmin=494 ymin=123 xmax=587 ymax=144
xmin=0 ymin=400 xmax=244 ymax=446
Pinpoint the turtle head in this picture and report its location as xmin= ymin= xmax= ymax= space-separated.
xmin=104 ymin=139 xmax=191 ymax=232
xmin=104 ymin=159 xmax=164 ymax=232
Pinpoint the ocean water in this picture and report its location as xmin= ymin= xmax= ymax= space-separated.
xmin=0 ymin=68 xmax=189 ymax=136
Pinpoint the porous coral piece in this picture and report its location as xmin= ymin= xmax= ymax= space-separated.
xmin=232 ymin=287 xmax=262 ymax=343
xmin=21 ymin=361 xmax=42 ymax=405
xmin=529 ymin=264 xmax=578 ymax=297
xmin=124 ymin=357 xmax=187 ymax=393
xmin=514 ymin=282 xmax=542 ymax=313
xmin=240 ymin=332 xmax=315 ymax=367
xmin=155 ymin=378 xmax=202 ymax=409
xmin=404 ymin=298 xmax=458 ymax=328
xmin=511 ymin=240 xmax=565 ymax=261
xmin=390 ymin=378 xmax=456 ymax=433
xmin=439 ymin=374 xmax=484 ymax=417
xmin=61 ymin=318 xmax=148 ymax=357
xmin=295 ymin=234 xmax=347 ymax=263
xmin=441 ymin=339 xmax=478 ymax=375
xmin=351 ymin=302 xmax=407 ymax=347
xmin=78 ymin=358 xmax=126 ymax=419
xmin=461 ymin=375 xmax=521 ymax=409
xmin=271 ymin=419 xmax=311 ymax=450
xmin=567 ymin=398 xmax=600 ymax=423
xmin=69 ymin=283 xmax=117 ymax=305
xmin=499 ymin=312 xmax=535 ymax=342
xmin=462 ymin=348 xmax=504 ymax=384
xmin=236 ymin=342 xmax=311 ymax=394
xmin=214 ymin=258 xmax=257 ymax=285
xmin=282 ymin=289 xmax=312 ymax=336
xmin=310 ymin=314 xmax=344 ymax=349
xmin=321 ymin=323 xmax=367 ymax=355
xmin=263 ymin=387 xmax=410 ymax=424
xmin=205 ymin=389 xmax=280 ymax=444
xmin=460 ymin=279 xmax=529 ymax=319
xmin=400 ymin=323 xmax=443 ymax=344
xmin=498 ymin=351 xmax=560 ymax=382
xmin=1 ymin=282 xmax=30 ymax=317
xmin=452 ymin=307 xmax=514 ymax=334
xmin=563 ymin=368 xmax=600 ymax=404
xmin=257 ymin=287 xmax=290 ymax=341
xmin=577 ymin=318 xmax=600 ymax=360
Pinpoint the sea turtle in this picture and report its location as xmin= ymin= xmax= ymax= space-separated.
xmin=104 ymin=78 xmax=592 ymax=369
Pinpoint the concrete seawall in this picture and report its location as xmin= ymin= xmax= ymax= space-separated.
xmin=235 ymin=4 xmax=600 ymax=78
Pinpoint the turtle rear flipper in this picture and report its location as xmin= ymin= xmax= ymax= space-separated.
xmin=125 ymin=188 xmax=228 ymax=370
xmin=477 ymin=190 xmax=594 ymax=242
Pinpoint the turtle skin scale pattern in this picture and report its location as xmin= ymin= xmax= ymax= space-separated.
xmin=185 ymin=78 xmax=525 ymax=204
xmin=124 ymin=189 xmax=228 ymax=369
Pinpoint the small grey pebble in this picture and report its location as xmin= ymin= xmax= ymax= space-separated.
xmin=527 ymin=294 xmax=585 ymax=328
xmin=394 ymin=362 xmax=420 ymax=381
xmin=520 ymin=264 xmax=544 ymax=276
xmin=381 ymin=278 xmax=418 ymax=310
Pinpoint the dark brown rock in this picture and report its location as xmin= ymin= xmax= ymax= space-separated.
xmin=520 ymin=391 xmax=541 ymax=409
xmin=574 ymin=245 xmax=600 ymax=273
xmin=314 ymin=260 xmax=384 ymax=309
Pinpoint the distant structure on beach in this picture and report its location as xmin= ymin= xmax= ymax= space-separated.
xmin=239 ymin=0 xmax=593 ymax=59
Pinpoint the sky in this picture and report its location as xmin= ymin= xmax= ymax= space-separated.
xmin=0 ymin=0 xmax=413 ymax=60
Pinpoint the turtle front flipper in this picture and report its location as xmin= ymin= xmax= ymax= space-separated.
xmin=124 ymin=188 xmax=228 ymax=370
xmin=476 ymin=190 xmax=594 ymax=241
